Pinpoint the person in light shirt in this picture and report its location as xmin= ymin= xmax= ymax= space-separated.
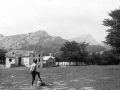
xmin=30 ymin=59 xmax=42 ymax=86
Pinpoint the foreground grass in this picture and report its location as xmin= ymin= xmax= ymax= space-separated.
xmin=0 ymin=65 xmax=120 ymax=90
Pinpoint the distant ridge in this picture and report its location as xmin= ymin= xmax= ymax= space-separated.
xmin=0 ymin=30 xmax=111 ymax=52
xmin=69 ymin=34 xmax=99 ymax=45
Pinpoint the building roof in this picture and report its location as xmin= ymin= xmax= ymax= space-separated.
xmin=43 ymin=56 xmax=55 ymax=61
xmin=6 ymin=50 xmax=34 ymax=57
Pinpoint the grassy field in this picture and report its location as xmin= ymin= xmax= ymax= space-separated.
xmin=0 ymin=65 xmax=120 ymax=90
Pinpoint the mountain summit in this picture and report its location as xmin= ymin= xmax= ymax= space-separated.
xmin=69 ymin=34 xmax=99 ymax=45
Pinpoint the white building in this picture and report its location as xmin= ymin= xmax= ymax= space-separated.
xmin=5 ymin=50 xmax=55 ymax=68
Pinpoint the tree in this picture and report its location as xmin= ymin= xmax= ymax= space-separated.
xmin=87 ymin=52 xmax=101 ymax=65
xmin=103 ymin=7 xmax=120 ymax=52
xmin=0 ymin=49 xmax=7 ymax=64
xmin=60 ymin=41 xmax=88 ymax=65
xmin=100 ymin=50 xmax=120 ymax=65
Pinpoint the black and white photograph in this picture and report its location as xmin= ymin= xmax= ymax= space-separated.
xmin=0 ymin=0 xmax=120 ymax=90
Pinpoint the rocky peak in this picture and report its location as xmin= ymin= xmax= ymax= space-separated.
xmin=29 ymin=30 xmax=49 ymax=36
xmin=69 ymin=34 xmax=99 ymax=45
xmin=27 ymin=30 xmax=49 ymax=39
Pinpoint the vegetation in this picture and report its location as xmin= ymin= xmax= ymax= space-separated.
xmin=86 ymin=45 xmax=106 ymax=53
xmin=103 ymin=7 xmax=120 ymax=52
xmin=1 ymin=41 xmax=119 ymax=65
xmin=58 ymin=41 xmax=120 ymax=65
xmin=60 ymin=41 xmax=89 ymax=65
xmin=0 ymin=49 xmax=7 ymax=64
xmin=88 ymin=50 xmax=120 ymax=65
xmin=0 ymin=65 xmax=120 ymax=90
xmin=0 ymin=41 xmax=119 ymax=65
xmin=21 ymin=44 xmax=60 ymax=56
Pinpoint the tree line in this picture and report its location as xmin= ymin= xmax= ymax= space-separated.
xmin=56 ymin=41 xmax=120 ymax=65
xmin=0 ymin=49 xmax=7 ymax=64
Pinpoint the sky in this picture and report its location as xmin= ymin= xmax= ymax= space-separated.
xmin=0 ymin=0 xmax=120 ymax=43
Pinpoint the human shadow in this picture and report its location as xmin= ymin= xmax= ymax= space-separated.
xmin=36 ymin=82 xmax=55 ymax=89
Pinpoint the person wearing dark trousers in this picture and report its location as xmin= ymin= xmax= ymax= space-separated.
xmin=30 ymin=59 xmax=42 ymax=86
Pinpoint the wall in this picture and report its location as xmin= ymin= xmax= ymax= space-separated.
xmin=22 ymin=57 xmax=29 ymax=67
xmin=6 ymin=57 xmax=15 ymax=68
xmin=56 ymin=62 xmax=81 ymax=66
xmin=29 ymin=52 xmax=43 ymax=67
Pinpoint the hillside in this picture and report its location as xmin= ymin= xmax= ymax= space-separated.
xmin=98 ymin=43 xmax=112 ymax=50
xmin=86 ymin=45 xmax=106 ymax=53
xmin=0 ymin=30 xmax=67 ymax=50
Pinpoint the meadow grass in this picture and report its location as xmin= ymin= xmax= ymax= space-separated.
xmin=0 ymin=65 xmax=120 ymax=90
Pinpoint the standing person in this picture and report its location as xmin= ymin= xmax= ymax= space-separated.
xmin=30 ymin=59 xmax=42 ymax=86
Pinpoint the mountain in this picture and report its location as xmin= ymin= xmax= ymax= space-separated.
xmin=0 ymin=30 xmax=67 ymax=50
xmin=0 ymin=31 xmax=111 ymax=54
xmin=69 ymin=34 xmax=99 ymax=45
xmin=69 ymin=34 xmax=112 ymax=50
xmin=0 ymin=34 xmax=4 ymax=40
